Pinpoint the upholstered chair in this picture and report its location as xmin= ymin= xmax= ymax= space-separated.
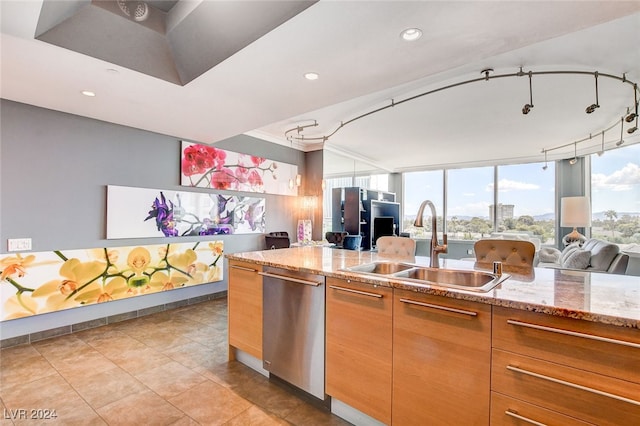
xmin=473 ymin=239 xmax=536 ymax=267
xmin=376 ymin=236 xmax=417 ymax=259
xmin=265 ymin=232 xmax=290 ymax=249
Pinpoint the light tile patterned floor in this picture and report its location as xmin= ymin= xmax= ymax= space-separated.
xmin=0 ymin=299 xmax=351 ymax=425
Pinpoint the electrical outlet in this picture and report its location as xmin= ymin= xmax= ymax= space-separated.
xmin=467 ymin=249 xmax=473 ymax=255
xmin=8 ymin=238 xmax=32 ymax=252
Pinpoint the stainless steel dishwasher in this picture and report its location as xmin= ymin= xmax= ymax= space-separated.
xmin=260 ymin=266 xmax=326 ymax=400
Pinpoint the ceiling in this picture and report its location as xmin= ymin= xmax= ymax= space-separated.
xmin=2 ymin=1 xmax=640 ymax=176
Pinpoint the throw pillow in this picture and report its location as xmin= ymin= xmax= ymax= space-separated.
xmin=560 ymin=243 xmax=580 ymax=264
xmin=539 ymin=247 xmax=561 ymax=263
xmin=561 ymin=248 xmax=591 ymax=269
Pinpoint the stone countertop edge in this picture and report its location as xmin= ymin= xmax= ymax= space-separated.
xmin=226 ymin=247 xmax=640 ymax=329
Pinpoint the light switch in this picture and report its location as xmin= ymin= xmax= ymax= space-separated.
xmin=7 ymin=238 xmax=32 ymax=252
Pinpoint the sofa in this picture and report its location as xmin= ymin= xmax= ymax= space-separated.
xmin=538 ymin=238 xmax=630 ymax=274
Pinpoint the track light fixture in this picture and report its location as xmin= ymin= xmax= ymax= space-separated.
xmin=285 ymin=68 xmax=638 ymax=164
xmin=585 ymin=71 xmax=600 ymax=114
xmin=616 ymin=117 xmax=625 ymax=146
xmin=627 ymin=85 xmax=639 ymax=134
xmin=597 ymin=131 xmax=605 ymax=156
xmin=625 ymin=84 xmax=638 ymax=122
xmin=522 ymin=70 xmax=534 ymax=115
xmin=569 ymin=143 xmax=578 ymax=165
xmin=542 ymin=150 xmax=548 ymax=170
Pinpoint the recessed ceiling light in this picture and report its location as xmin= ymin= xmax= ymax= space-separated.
xmin=400 ymin=28 xmax=422 ymax=41
xmin=81 ymin=90 xmax=96 ymax=97
xmin=304 ymin=72 xmax=319 ymax=81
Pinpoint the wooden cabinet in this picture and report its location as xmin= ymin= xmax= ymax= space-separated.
xmin=228 ymin=260 xmax=263 ymax=360
xmin=491 ymin=306 xmax=640 ymax=425
xmin=392 ymin=289 xmax=492 ymax=425
xmin=325 ymin=277 xmax=393 ymax=424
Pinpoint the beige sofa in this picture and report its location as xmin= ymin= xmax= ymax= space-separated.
xmin=538 ymin=238 xmax=630 ymax=274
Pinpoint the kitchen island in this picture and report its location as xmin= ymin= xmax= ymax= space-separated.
xmin=226 ymin=246 xmax=639 ymax=425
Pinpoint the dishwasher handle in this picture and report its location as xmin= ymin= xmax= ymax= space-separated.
xmin=258 ymin=271 xmax=322 ymax=287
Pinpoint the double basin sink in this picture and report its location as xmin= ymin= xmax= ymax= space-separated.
xmin=342 ymin=261 xmax=509 ymax=293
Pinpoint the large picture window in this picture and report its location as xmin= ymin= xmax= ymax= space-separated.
xmin=447 ymin=166 xmax=494 ymax=240
xmin=402 ymin=162 xmax=554 ymax=243
xmin=403 ymin=170 xmax=443 ymax=238
xmin=496 ymin=162 xmax=556 ymax=245
xmin=591 ymin=143 xmax=640 ymax=248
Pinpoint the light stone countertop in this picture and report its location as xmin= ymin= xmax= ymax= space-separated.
xmin=226 ymin=246 xmax=640 ymax=329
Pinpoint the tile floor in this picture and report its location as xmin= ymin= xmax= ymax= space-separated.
xmin=0 ymin=298 xmax=351 ymax=425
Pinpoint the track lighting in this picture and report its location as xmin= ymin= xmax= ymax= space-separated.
xmin=616 ymin=117 xmax=625 ymax=146
xmin=285 ymin=68 xmax=638 ymax=162
xmin=569 ymin=143 xmax=578 ymax=165
xmin=625 ymin=84 xmax=638 ymax=122
xmin=542 ymin=150 xmax=548 ymax=170
xmin=627 ymin=85 xmax=639 ymax=133
xmin=597 ymin=131 xmax=605 ymax=156
xmin=522 ymin=70 xmax=534 ymax=115
xmin=585 ymin=71 xmax=600 ymax=114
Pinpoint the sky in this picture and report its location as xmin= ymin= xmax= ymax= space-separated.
xmin=591 ymin=143 xmax=640 ymax=214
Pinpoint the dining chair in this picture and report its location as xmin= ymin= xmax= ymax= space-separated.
xmin=473 ymin=239 xmax=536 ymax=267
xmin=376 ymin=236 xmax=417 ymax=258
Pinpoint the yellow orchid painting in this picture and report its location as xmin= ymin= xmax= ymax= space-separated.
xmin=0 ymin=241 xmax=223 ymax=321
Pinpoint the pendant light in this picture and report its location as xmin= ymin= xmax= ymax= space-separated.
xmin=569 ymin=143 xmax=578 ymax=165
xmin=616 ymin=117 xmax=625 ymax=146
xmin=585 ymin=71 xmax=600 ymax=114
xmin=522 ymin=71 xmax=534 ymax=115
xmin=597 ymin=131 xmax=605 ymax=156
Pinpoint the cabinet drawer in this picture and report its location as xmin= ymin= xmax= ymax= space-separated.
xmin=493 ymin=306 xmax=640 ymax=384
xmin=492 ymin=349 xmax=640 ymax=425
xmin=491 ymin=392 xmax=592 ymax=425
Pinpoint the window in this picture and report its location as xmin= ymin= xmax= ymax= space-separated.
xmin=496 ymin=162 xmax=556 ymax=245
xmin=403 ymin=162 xmax=555 ymax=242
xmin=447 ymin=166 xmax=494 ymax=240
xmin=403 ymin=170 xmax=443 ymax=238
xmin=591 ymin=143 xmax=640 ymax=248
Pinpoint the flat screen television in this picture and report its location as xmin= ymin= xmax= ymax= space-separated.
xmin=373 ymin=216 xmax=395 ymax=247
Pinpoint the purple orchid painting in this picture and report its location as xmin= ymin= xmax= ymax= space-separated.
xmin=107 ymin=186 xmax=265 ymax=239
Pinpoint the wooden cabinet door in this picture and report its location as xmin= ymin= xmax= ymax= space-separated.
xmin=326 ymin=278 xmax=393 ymax=424
xmin=393 ymin=290 xmax=492 ymax=426
xmin=228 ymin=260 xmax=263 ymax=359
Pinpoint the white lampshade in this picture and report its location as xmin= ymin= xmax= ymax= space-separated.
xmin=561 ymin=196 xmax=591 ymax=228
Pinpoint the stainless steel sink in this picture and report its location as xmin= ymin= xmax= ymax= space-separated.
xmin=394 ymin=267 xmax=508 ymax=292
xmin=341 ymin=261 xmax=509 ymax=292
xmin=343 ymin=261 xmax=414 ymax=275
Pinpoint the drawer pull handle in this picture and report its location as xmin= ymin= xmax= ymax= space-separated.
xmin=230 ymin=265 xmax=257 ymax=272
xmin=507 ymin=319 xmax=640 ymax=349
xmin=329 ymin=285 xmax=383 ymax=298
xmin=505 ymin=409 xmax=547 ymax=426
xmin=258 ymin=271 xmax=322 ymax=287
xmin=399 ymin=298 xmax=477 ymax=316
xmin=506 ymin=365 xmax=640 ymax=407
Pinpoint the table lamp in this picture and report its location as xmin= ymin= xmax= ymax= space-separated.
xmin=560 ymin=196 xmax=591 ymax=246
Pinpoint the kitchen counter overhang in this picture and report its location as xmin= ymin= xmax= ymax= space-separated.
xmin=226 ymin=246 xmax=640 ymax=329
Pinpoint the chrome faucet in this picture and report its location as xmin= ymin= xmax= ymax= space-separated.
xmin=414 ymin=200 xmax=448 ymax=268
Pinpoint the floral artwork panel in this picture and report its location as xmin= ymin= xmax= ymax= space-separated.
xmin=0 ymin=241 xmax=223 ymax=321
xmin=180 ymin=141 xmax=298 ymax=196
xmin=107 ymin=185 xmax=265 ymax=239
